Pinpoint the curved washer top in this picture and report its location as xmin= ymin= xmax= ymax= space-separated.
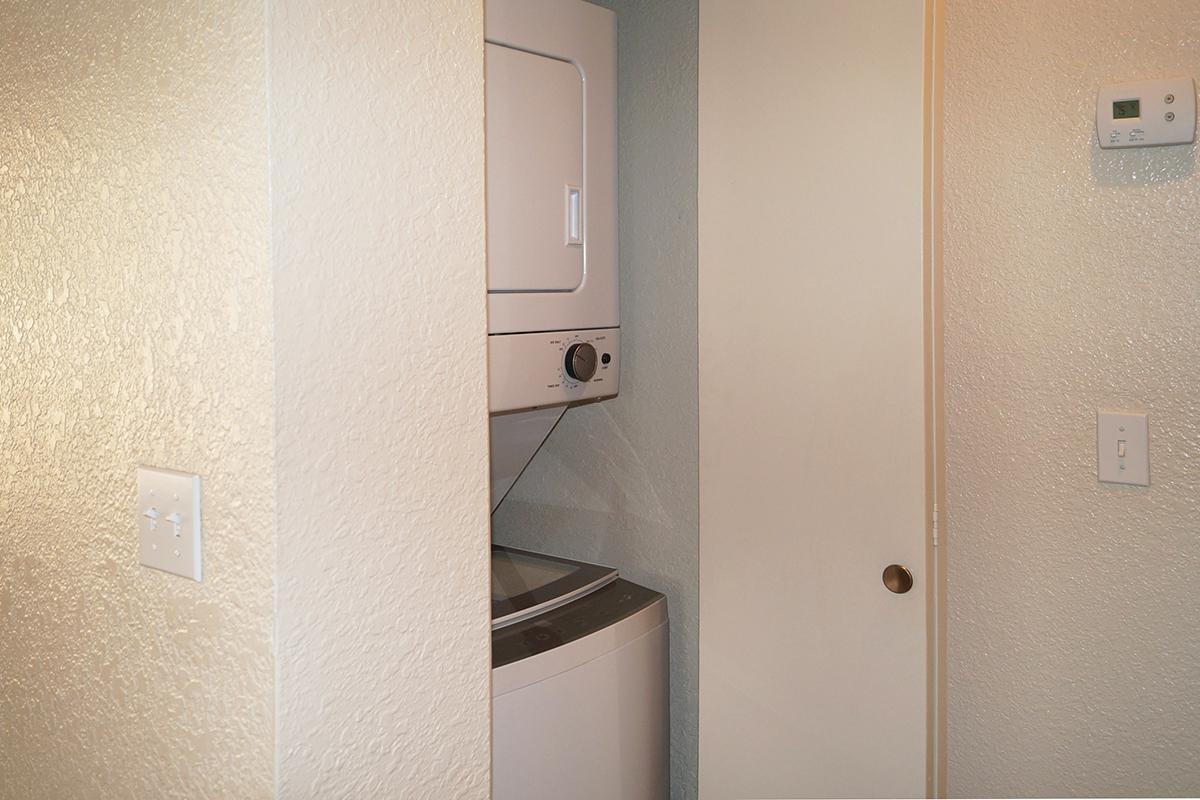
xmin=492 ymin=577 xmax=664 ymax=670
xmin=492 ymin=544 xmax=619 ymax=629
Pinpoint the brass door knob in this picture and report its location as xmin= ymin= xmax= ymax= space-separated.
xmin=882 ymin=564 xmax=913 ymax=594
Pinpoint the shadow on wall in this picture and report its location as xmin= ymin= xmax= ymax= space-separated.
xmin=492 ymin=403 xmax=682 ymax=590
xmin=1092 ymin=141 xmax=1195 ymax=185
xmin=502 ymin=404 xmax=675 ymax=533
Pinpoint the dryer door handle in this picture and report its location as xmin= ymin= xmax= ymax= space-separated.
xmin=565 ymin=185 xmax=583 ymax=246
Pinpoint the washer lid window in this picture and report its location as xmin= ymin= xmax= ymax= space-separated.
xmin=491 ymin=545 xmax=618 ymax=629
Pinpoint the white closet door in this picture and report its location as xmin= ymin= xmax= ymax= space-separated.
xmin=699 ymin=1 xmax=930 ymax=797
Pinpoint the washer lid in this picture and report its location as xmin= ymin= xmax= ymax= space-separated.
xmin=492 ymin=578 xmax=665 ymax=675
xmin=492 ymin=545 xmax=617 ymax=629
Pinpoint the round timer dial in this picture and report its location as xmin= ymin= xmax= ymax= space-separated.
xmin=564 ymin=342 xmax=599 ymax=382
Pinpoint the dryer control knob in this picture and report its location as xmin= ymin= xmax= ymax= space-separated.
xmin=565 ymin=342 xmax=598 ymax=382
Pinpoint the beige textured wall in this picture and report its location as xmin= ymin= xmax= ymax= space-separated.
xmin=943 ymin=1 xmax=1200 ymax=795
xmin=0 ymin=1 xmax=274 ymax=798
xmin=489 ymin=0 xmax=700 ymax=795
xmin=270 ymin=1 xmax=492 ymax=797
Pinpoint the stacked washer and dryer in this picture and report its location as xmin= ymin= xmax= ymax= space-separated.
xmin=484 ymin=1 xmax=669 ymax=798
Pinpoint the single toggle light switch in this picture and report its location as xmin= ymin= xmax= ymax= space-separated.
xmin=1098 ymin=411 xmax=1149 ymax=486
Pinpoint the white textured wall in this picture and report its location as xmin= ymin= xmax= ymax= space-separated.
xmin=0 ymin=1 xmax=274 ymax=797
xmin=270 ymin=2 xmax=492 ymax=798
xmin=489 ymin=0 xmax=700 ymax=796
xmin=943 ymin=1 xmax=1200 ymax=795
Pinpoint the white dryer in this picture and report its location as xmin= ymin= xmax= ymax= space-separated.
xmin=486 ymin=0 xmax=621 ymax=509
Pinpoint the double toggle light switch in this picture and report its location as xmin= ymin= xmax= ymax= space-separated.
xmin=137 ymin=466 xmax=203 ymax=580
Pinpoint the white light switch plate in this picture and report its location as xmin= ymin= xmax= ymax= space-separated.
xmin=137 ymin=466 xmax=202 ymax=580
xmin=1097 ymin=411 xmax=1149 ymax=486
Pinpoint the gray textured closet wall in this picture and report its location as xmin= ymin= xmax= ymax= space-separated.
xmin=489 ymin=0 xmax=699 ymax=797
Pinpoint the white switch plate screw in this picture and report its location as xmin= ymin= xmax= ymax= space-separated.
xmin=137 ymin=466 xmax=202 ymax=580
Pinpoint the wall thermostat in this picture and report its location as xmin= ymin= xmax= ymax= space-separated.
xmin=1096 ymin=76 xmax=1195 ymax=149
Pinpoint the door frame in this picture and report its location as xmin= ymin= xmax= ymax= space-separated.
xmin=924 ymin=0 xmax=948 ymax=796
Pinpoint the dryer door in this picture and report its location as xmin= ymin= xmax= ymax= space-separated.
xmin=486 ymin=43 xmax=585 ymax=293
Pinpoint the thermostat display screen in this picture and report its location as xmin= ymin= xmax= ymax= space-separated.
xmin=1113 ymin=99 xmax=1140 ymax=119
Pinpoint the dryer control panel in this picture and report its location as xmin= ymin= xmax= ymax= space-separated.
xmin=489 ymin=328 xmax=620 ymax=413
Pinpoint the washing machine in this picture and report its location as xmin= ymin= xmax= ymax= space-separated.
xmin=491 ymin=545 xmax=668 ymax=800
